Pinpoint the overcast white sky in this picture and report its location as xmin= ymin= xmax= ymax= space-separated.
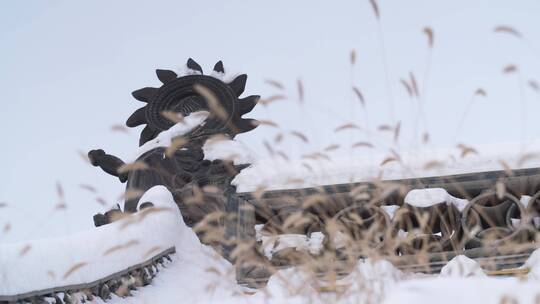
xmin=1 ymin=0 xmax=540 ymax=242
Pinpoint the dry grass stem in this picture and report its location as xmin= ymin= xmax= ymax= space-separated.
xmin=257 ymin=120 xmax=280 ymax=128
xmin=161 ymin=111 xmax=185 ymax=124
xmin=352 ymin=87 xmax=365 ymax=106
xmin=380 ymin=157 xmax=398 ymax=166
xmin=19 ymin=244 xmax=31 ymax=257
xmin=502 ymin=64 xmax=518 ymax=74
xmin=110 ymin=124 xmax=129 ymax=133
xmin=297 ymin=79 xmax=304 ymax=103
xmin=265 ymin=79 xmax=285 ymax=90
xmin=165 ymin=137 xmax=188 ymax=157
xmin=260 ymin=95 xmax=286 ymax=106
xmin=194 ymin=84 xmax=228 ymax=121
xmin=494 ymin=25 xmax=522 ymax=38
xmin=290 ymin=131 xmax=309 ymax=143
xmin=118 ymin=161 xmax=149 ymax=174
xmin=423 ymin=27 xmax=434 ymax=48
xmin=335 ymin=123 xmax=361 ymax=132
xmin=79 ymin=184 xmax=97 ymax=193
xmin=103 ymin=240 xmax=140 ymax=256
xmin=63 ymin=262 xmax=88 ymax=279
xmin=369 ymin=0 xmax=380 ymax=19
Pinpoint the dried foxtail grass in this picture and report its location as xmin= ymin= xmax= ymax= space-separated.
xmin=274 ymin=133 xmax=284 ymax=143
xmin=47 ymin=271 xmax=56 ymax=279
xmin=103 ymin=240 xmax=140 ymax=256
xmin=423 ymin=27 xmax=434 ymax=48
xmin=63 ymin=262 xmax=88 ymax=279
xmin=498 ymin=160 xmax=514 ymax=176
xmin=119 ymin=207 xmax=172 ymax=230
xmin=380 ymin=156 xmax=398 ymax=166
xmin=422 ymin=160 xmax=445 ymax=170
xmin=334 ymin=123 xmax=361 ymax=132
xmin=495 ymin=181 xmax=506 ymax=199
xmin=502 ymin=64 xmax=518 ymax=74
xmin=352 ymin=87 xmax=365 ymax=106
xmin=351 ymin=141 xmax=374 ymax=149
xmin=377 ymin=124 xmax=393 ymax=132
xmin=290 ymin=131 xmax=309 ymax=143
xmin=297 ymin=79 xmax=304 ymax=103
xmin=369 ymin=0 xmax=380 ymax=19
xmin=118 ymin=189 xmax=145 ymax=201
xmin=454 ymin=88 xmax=488 ymax=142
xmin=79 ymin=184 xmax=97 ymax=193
xmin=165 ymin=137 xmax=188 ymax=157
xmin=517 ymin=152 xmax=540 ymax=167
xmin=409 ymin=71 xmax=420 ymax=98
xmin=56 ymin=182 xmax=66 ymax=209
xmin=494 ymin=25 xmax=522 ymax=38
xmin=302 ymin=152 xmax=331 ymax=161
xmin=285 ymin=178 xmax=306 ymax=185
xmin=56 ymin=182 xmax=64 ymax=200
xmin=400 ymin=79 xmax=413 ymax=98
xmin=275 ymin=151 xmax=290 ymax=161
xmin=260 ymin=94 xmax=286 ymax=106
xmin=528 ymin=80 xmax=539 ymax=92
xmin=263 ymin=140 xmax=275 ymax=156
xmin=394 ymin=121 xmax=401 ymax=142
xmin=324 ymin=144 xmax=340 ymax=152
xmin=245 ymin=187 xmax=265 ymax=202
xmin=161 ymin=111 xmax=185 ymax=124
xmin=19 ymin=244 xmax=31 ymax=257
xmin=193 ymin=84 xmax=228 ymax=121
xmin=265 ymin=79 xmax=285 ymax=90
xmin=77 ymin=150 xmax=92 ymax=165
xmin=117 ymin=161 xmax=149 ymax=174
xmin=302 ymin=163 xmax=314 ymax=172
xmin=474 ymin=88 xmax=487 ymax=97
xmin=457 ymin=143 xmax=478 ymax=158
xmin=110 ymin=124 xmax=129 ymax=133
xmin=96 ymin=197 xmax=108 ymax=206
xmin=256 ymin=120 xmax=280 ymax=128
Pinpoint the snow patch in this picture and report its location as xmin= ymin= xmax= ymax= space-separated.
xmin=203 ymin=138 xmax=255 ymax=165
xmin=381 ymin=205 xmax=400 ymax=219
xmin=383 ymin=277 xmax=540 ymax=304
xmin=520 ymin=195 xmax=532 ymax=208
xmin=525 ymin=248 xmax=540 ymax=279
xmin=175 ymin=64 xmax=239 ymax=83
xmin=404 ymin=188 xmax=469 ymax=212
xmin=133 ymin=111 xmax=209 ymax=159
xmin=260 ymin=232 xmax=324 ymax=259
xmin=440 ymin=255 xmax=485 ymax=278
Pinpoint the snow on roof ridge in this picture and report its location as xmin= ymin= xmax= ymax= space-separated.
xmin=232 ymin=140 xmax=540 ymax=193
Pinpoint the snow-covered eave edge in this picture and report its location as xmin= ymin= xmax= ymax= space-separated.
xmin=0 ymin=186 xmax=181 ymax=297
xmin=234 ymin=163 xmax=540 ymax=194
